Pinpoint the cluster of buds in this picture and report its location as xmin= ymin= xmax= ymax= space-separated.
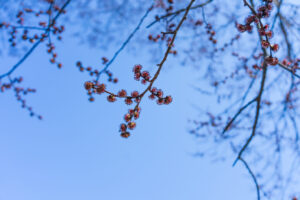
xmin=47 ymin=42 xmax=63 ymax=68
xmin=192 ymin=19 xmax=218 ymax=50
xmin=76 ymin=61 xmax=118 ymax=83
xmin=77 ymin=61 xmax=99 ymax=76
xmin=237 ymin=0 xmax=280 ymax=66
xmin=236 ymin=0 xmax=273 ymax=34
xmin=148 ymin=24 xmax=178 ymax=55
xmin=236 ymin=0 xmax=273 ymax=32
xmin=16 ymin=11 xmax=24 ymax=25
xmin=237 ymin=0 xmax=273 ymax=34
xmin=22 ymin=30 xmax=41 ymax=43
xmin=194 ymin=19 xmax=204 ymax=26
xmin=166 ymin=0 xmax=174 ymax=13
xmin=148 ymin=31 xmax=174 ymax=48
xmin=0 ymin=77 xmax=22 ymax=92
xmin=8 ymin=27 xmax=18 ymax=46
xmin=120 ymin=107 xmax=141 ymax=138
xmin=252 ymin=64 xmax=262 ymax=70
xmin=0 ymin=1 xmax=66 ymax=68
xmin=133 ymin=64 xmax=151 ymax=84
xmin=0 ymin=1 xmax=69 ymax=120
xmin=102 ymin=57 xmax=109 ymax=64
xmin=14 ymin=86 xmax=42 ymax=119
xmin=265 ymin=56 xmax=278 ymax=66
xmin=259 ymin=24 xmax=278 ymax=52
xmin=206 ymin=24 xmax=217 ymax=44
xmin=148 ymin=34 xmax=162 ymax=42
xmin=20 ymin=2 xmax=65 ymax=17
xmin=84 ymin=81 xmax=106 ymax=102
xmin=257 ymin=0 xmax=273 ymax=18
xmin=258 ymin=24 xmax=273 ymax=38
xmin=84 ymin=81 xmax=142 ymax=104
xmin=282 ymin=58 xmax=300 ymax=73
xmin=160 ymin=34 xmax=178 ymax=55
xmin=154 ymin=0 xmax=173 ymax=11
xmin=105 ymin=71 xmax=118 ymax=83
xmin=0 ymin=77 xmax=42 ymax=120
xmin=149 ymin=87 xmax=172 ymax=105
xmin=236 ymin=19 xmax=254 ymax=33
xmin=83 ymin=64 xmax=173 ymax=137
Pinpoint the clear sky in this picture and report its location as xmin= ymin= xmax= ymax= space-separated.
xmin=0 ymin=9 xmax=263 ymax=200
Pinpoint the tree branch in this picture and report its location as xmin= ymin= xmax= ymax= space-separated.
xmin=96 ymin=3 xmax=154 ymax=82
xmin=222 ymin=97 xmax=257 ymax=135
xmin=233 ymin=62 xmax=267 ymax=166
xmin=240 ymin=157 xmax=261 ymax=200
xmin=146 ymin=0 xmax=213 ymax=28
xmin=0 ymin=0 xmax=72 ymax=80
xmin=134 ymin=0 xmax=196 ymax=109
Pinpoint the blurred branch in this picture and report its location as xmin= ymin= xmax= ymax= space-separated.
xmin=0 ymin=0 xmax=72 ymax=80
xmin=0 ymin=40 xmax=42 ymax=80
xmin=277 ymin=62 xmax=300 ymax=79
xmin=146 ymin=0 xmax=213 ymax=28
xmin=240 ymin=157 xmax=261 ymax=200
xmin=96 ymin=3 xmax=154 ymax=82
xmin=222 ymin=97 xmax=257 ymax=135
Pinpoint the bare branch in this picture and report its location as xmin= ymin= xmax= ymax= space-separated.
xmin=240 ymin=157 xmax=261 ymax=200
xmin=233 ymin=62 xmax=267 ymax=166
xmin=146 ymin=0 xmax=213 ymax=28
xmin=222 ymin=97 xmax=257 ymax=135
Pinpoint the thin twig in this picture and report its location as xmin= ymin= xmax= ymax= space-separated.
xmin=96 ymin=4 xmax=154 ymax=82
xmin=240 ymin=157 xmax=261 ymax=200
xmin=146 ymin=0 xmax=213 ymax=28
xmin=222 ymin=97 xmax=257 ymax=135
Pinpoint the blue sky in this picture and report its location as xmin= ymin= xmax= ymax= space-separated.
xmin=0 ymin=8 xmax=265 ymax=200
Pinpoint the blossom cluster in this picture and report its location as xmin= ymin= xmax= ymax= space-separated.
xmin=0 ymin=2 xmax=66 ymax=69
xmin=76 ymin=61 xmax=118 ymax=84
xmin=0 ymin=77 xmax=42 ymax=120
xmin=236 ymin=0 xmax=279 ymax=66
xmin=83 ymin=64 xmax=172 ymax=137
